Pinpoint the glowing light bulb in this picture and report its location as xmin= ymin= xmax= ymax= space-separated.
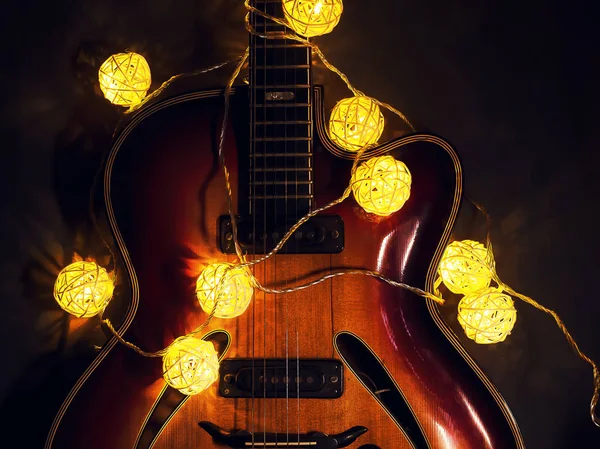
xmin=314 ymin=1 xmax=323 ymax=15
xmin=438 ymin=240 xmax=495 ymax=294
xmin=282 ymin=0 xmax=343 ymax=38
xmin=162 ymin=336 xmax=219 ymax=395
xmin=53 ymin=261 xmax=114 ymax=317
xmin=98 ymin=52 xmax=151 ymax=107
xmin=196 ymin=263 xmax=254 ymax=319
xmin=328 ymin=96 xmax=385 ymax=152
xmin=457 ymin=287 xmax=517 ymax=344
xmin=350 ymin=155 xmax=411 ymax=216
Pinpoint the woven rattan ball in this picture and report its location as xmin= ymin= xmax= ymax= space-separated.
xmin=350 ymin=155 xmax=411 ymax=216
xmin=196 ymin=263 xmax=254 ymax=319
xmin=283 ymin=0 xmax=343 ymax=37
xmin=438 ymin=240 xmax=495 ymax=294
xmin=162 ymin=336 xmax=219 ymax=395
xmin=329 ymin=96 xmax=385 ymax=152
xmin=53 ymin=261 xmax=114 ymax=317
xmin=98 ymin=52 xmax=151 ymax=107
xmin=457 ymin=287 xmax=517 ymax=344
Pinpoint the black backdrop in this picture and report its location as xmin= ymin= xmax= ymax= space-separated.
xmin=1 ymin=1 xmax=599 ymax=448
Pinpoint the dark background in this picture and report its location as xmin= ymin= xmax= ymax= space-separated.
xmin=1 ymin=1 xmax=599 ymax=448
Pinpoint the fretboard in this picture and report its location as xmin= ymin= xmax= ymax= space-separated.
xmin=249 ymin=0 xmax=313 ymax=219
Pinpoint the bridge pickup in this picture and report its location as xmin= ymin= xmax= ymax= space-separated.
xmin=199 ymin=422 xmax=368 ymax=448
xmin=218 ymin=215 xmax=344 ymax=255
xmin=219 ymin=358 xmax=343 ymax=399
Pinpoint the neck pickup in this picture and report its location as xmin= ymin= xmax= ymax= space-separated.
xmin=218 ymin=215 xmax=344 ymax=255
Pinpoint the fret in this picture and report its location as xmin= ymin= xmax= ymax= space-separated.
xmin=250 ymin=141 xmax=311 ymax=154
xmin=250 ymin=180 xmax=313 ymax=185
xmin=254 ymin=108 xmax=310 ymax=124
xmin=255 ymin=65 xmax=310 ymax=69
xmin=254 ymin=69 xmax=309 ymax=86
xmin=253 ymin=167 xmax=311 ymax=172
xmin=251 ymin=137 xmax=311 ymax=142
xmin=253 ymin=123 xmax=310 ymax=139
xmin=251 ymin=155 xmax=310 ymax=170
xmin=258 ymin=44 xmax=309 ymax=48
xmin=254 ymin=46 xmax=309 ymax=65
xmin=251 ymin=170 xmax=312 ymax=183
xmin=250 ymin=183 xmax=312 ymax=197
xmin=255 ymin=103 xmax=311 ymax=108
xmin=251 ymin=153 xmax=312 ymax=157
xmin=250 ymin=195 xmax=313 ymax=199
xmin=252 ymin=84 xmax=310 ymax=89
xmin=254 ymin=120 xmax=311 ymax=125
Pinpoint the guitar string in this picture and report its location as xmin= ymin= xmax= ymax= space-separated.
xmin=97 ymin=0 xmax=599 ymax=430
xmin=251 ymin=6 xmax=257 ymax=445
xmin=258 ymin=2 xmax=268 ymax=445
xmin=285 ymin=10 xmax=290 ymax=443
xmin=282 ymin=6 xmax=289 ymax=443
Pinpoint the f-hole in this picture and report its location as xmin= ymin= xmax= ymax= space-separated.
xmin=334 ymin=332 xmax=429 ymax=449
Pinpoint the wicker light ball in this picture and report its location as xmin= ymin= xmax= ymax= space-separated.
xmin=98 ymin=52 xmax=151 ymax=107
xmin=457 ymin=287 xmax=517 ymax=344
xmin=53 ymin=261 xmax=114 ymax=317
xmin=196 ymin=263 xmax=254 ymax=319
xmin=282 ymin=0 xmax=343 ymax=37
xmin=329 ymin=96 xmax=385 ymax=152
xmin=162 ymin=336 xmax=219 ymax=395
xmin=438 ymin=240 xmax=495 ymax=294
xmin=350 ymin=155 xmax=412 ymax=216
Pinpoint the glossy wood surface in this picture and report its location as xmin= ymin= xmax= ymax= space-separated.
xmin=46 ymin=87 xmax=524 ymax=449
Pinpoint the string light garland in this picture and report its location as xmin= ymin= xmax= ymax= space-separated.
xmin=282 ymin=0 xmax=343 ymax=37
xmin=438 ymin=239 xmax=494 ymax=294
xmin=328 ymin=96 xmax=385 ymax=152
xmin=162 ymin=335 xmax=220 ymax=395
xmin=350 ymin=155 xmax=411 ymax=216
xmin=63 ymin=0 xmax=598 ymax=426
xmin=98 ymin=52 xmax=151 ymax=107
xmin=457 ymin=287 xmax=517 ymax=344
xmin=196 ymin=263 xmax=254 ymax=319
xmin=53 ymin=261 xmax=114 ymax=317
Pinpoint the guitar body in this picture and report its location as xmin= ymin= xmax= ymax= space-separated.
xmin=45 ymin=85 xmax=525 ymax=449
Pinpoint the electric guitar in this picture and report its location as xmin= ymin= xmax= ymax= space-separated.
xmin=46 ymin=1 xmax=525 ymax=448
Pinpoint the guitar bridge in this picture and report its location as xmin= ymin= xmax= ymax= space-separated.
xmin=198 ymin=422 xmax=368 ymax=448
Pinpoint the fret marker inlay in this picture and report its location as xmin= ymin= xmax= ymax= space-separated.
xmin=266 ymin=91 xmax=295 ymax=101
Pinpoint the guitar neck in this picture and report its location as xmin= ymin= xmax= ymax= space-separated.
xmin=248 ymin=0 xmax=314 ymax=218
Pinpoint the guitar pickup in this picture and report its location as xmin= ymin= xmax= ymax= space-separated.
xmin=218 ymin=215 xmax=344 ymax=254
xmin=219 ymin=358 xmax=343 ymax=399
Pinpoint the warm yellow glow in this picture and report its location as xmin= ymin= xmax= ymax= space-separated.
xmin=98 ymin=52 xmax=151 ymax=107
xmin=196 ymin=263 xmax=254 ymax=319
xmin=329 ymin=96 xmax=385 ymax=152
xmin=458 ymin=287 xmax=517 ymax=344
xmin=438 ymin=240 xmax=494 ymax=294
xmin=53 ymin=261 xmax=114 ymax=317
xmin=162 ymin=336 xmax=219 ymax=395
xmin=282 ymin=0 xmax=343 ymax=37
xmin=351 ymin=155 xmax=411 ymax=216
